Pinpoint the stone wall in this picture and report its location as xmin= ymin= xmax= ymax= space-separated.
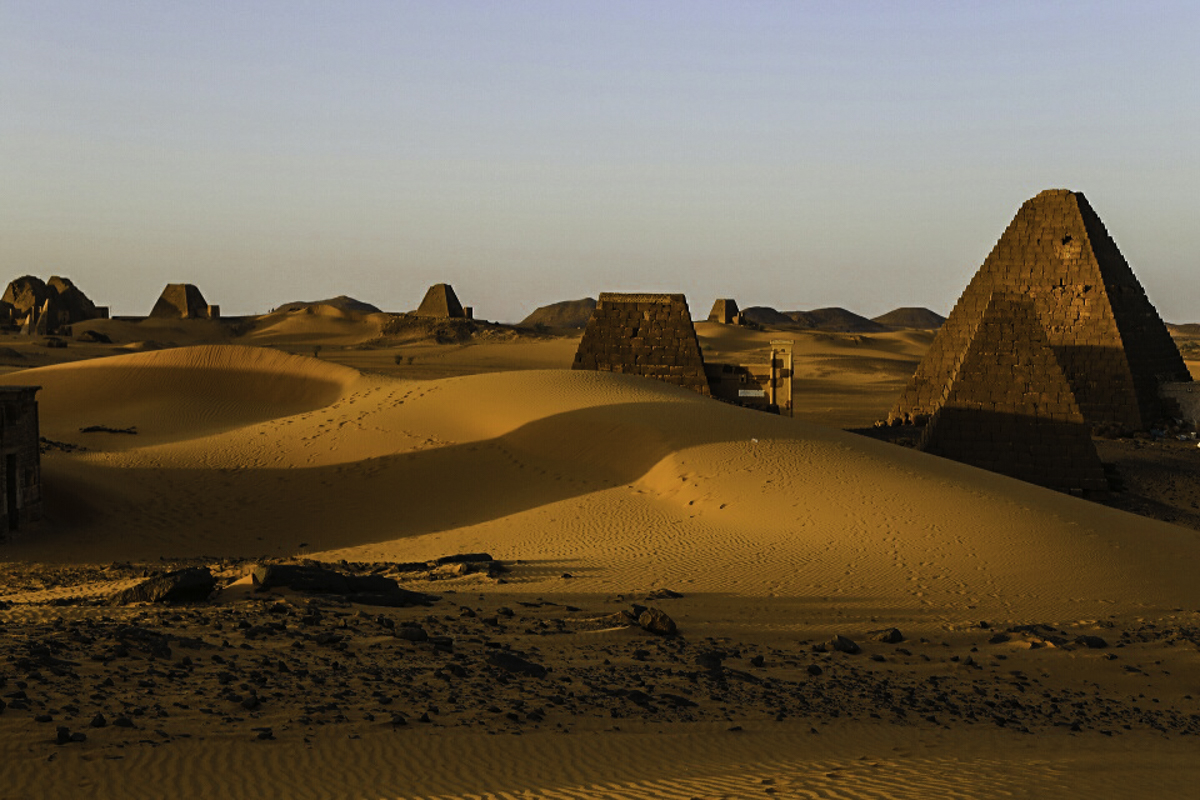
xmin=892 ymin=189 xmax=1189 ymax=429
xmin=0 ymin=387 xmax=42 ymax=531
xmin=572 ymin=293 xmax=710 ymax=395
xmin=919 ymin=293 xmax=1108 ymax=492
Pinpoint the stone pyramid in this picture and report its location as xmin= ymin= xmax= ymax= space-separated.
xmin=415 ymin=283 xmax=465 ymax=318
xmin=573 ymin=293 xmax=710 ymax=395
xmin=708 ymin=298 xmax=740 ymax=324
xmin=919 ymin=292 xmax=1108 ymax=492
xmin=892 ymin=189 xmax=1189 ymax=429
xmin=150 ymin=284 xmax=213 ymax=319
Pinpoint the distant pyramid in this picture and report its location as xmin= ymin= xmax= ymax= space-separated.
xmin=891 ymin=190 xmax=1189 ymax=429
xmin=573 ymin=292 xmax=710 ymax=395
xmin=415 ymin=283 xmax=465 ymax=318
xmin=707 ymin=298 xmax=740 ymax=324
xmin=919 ymin=293 xmax=1108 ymax=492
xmin=150 ymin=284 xmax=218 ymax=319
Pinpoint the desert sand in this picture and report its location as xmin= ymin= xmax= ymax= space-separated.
xmin=1 ymin=317 xmax=1199 ymax=799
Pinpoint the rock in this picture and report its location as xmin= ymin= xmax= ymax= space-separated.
xmin=807 ymin=664 xmax=823 ymax=676
xmin=827 ymin=635 xmax=861 ymax=654
xmin=435 ymin=553 xmax=493 ymax=565
xmin=109 ymin=567 xmax=215 ymax=605
xmin=254 ymin=564 xmax=437 ymax=607
xmin=253 ymin=564 xmax=350 ymax=593
xmin=750 ymin=654 xmax=765 ymax=668
xmin=54 ymin=727 xmax=72 ymax=745
xmin=1075 ymin=635 xmax=1109 ymax=649
xmin=113 ymin=716 xmax=134 ymax=728
xmin=486 ymin=650 xmax=547 ymax=678
xmin=872 ymin=628 xmax=904 ymax=644
xmin=89 ymin=713 xmax=107 ymax=728
xmin=396 ymin=625 xmax=428 ymax=642
xmin=637 ymin=607 xmax=677 ymax=637
xmin=988 ymin=633 xmax=1012 ymax=645
xmin=695 ymin=650 xmax=725 ymax=671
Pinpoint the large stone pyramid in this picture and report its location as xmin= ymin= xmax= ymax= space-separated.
xmin=892 ymin=190 xmax=1189 ymax=429
xmin=919 ymin=293 xmax=1108 ymax=492
xmin=415 ymin=284 xmax=465 ymax=318
xmin=572 ymin=293 xmax=710 ymax=395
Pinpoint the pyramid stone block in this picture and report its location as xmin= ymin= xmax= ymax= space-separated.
xmin=150 ymin=284 xmax=214 ymax=319
xmin=919 ymin=293 xmax=1108 ymax=492
xmin=572 ymin=293 xmax=711 ymax=396
xmin=892 ymin=190 xmax=1189 ymax=429
xmin=415 ymin=284 xmax=465 ymax=318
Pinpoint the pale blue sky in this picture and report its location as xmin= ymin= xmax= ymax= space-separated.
xmin=3 ymin=2 xmax=1197 ymax=321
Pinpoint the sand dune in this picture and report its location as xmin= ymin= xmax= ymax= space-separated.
xmin=9 ymin=345 xmax=1198 ymax=627
xmin=4 ymin=343 xmax=1200 ymax=798
xmin=4 ymin=345 xmax=357 ymax=447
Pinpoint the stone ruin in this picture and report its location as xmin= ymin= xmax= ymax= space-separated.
xmin=918 ymin=293 xmax=1108 ymax=492
xmin=416 ymin=283 xmax=471 ymax=319
xmin=891 ymin=189 xmax=1189 ymax=431
xmin=707 ymin=298 xmax=742 ymax=325
xmin=0 ymin=386 xmax=43 ymax=531
xmin=1 ymin=276 xmax=108 ymax=336
xmin=572 ymin=293 xmax=710 ymax=396
xmin=150 ymin=284 xmax=220 ymax=320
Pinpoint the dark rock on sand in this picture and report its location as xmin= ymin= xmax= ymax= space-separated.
xmin=637 ymin=607 xmax=677 ymax=636
xmin=487 ymin=651 xmax=547 ymax=678
xmin=109 ymin=567 xmax=215 ymax=605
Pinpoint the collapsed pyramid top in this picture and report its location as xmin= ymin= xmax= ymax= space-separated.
xmin=892 ymin=189 xmax=1189 ymax=429
xmin=415 ymin=283 xmax=465 ymax=318
xmin=919 ymin=292 xmax=1108 ymax=492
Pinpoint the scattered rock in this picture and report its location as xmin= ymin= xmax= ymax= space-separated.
xmin=637 ymin=607 xmax=677 ymax=637
xmin=827 ymin=635 xmax=861 ymax=655
xmin=109 ymin=567 xmax=216 ymax=605
xmin=871 ymin=628 xmax=904 ymax=644
xmin=486 ymin=651 xmax=547 ymax=678
xmin=1075 ymin=635 xmax=1109 ymax=649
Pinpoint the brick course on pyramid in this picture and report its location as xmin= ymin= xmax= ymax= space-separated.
xmin=919 ymin=293 xmax=1108 ymax=492
xmin=572 ymin=293 xmax=710 ymax=395
xmin=892 ymin=189 xmax=1189 ymax=429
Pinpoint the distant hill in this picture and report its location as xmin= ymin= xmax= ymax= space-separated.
xmin=790 ymin=307 xmax=888 ymax=333
xmin=740 ymin=306 xmax=809 ymax=328
xmin=275 ymin=296 xmax=381 ymax=314
xmin=872 ymin=307 xmax=946 ymax=330
xmin=519 ymin=298 xmax=597 ymax=329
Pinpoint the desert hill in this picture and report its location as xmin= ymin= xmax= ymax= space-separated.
xmin=275 ymin=295 xmax=381 ymax=314
xmin=872 ymin=306 xmax=947 ymax=329
xmin=792 ymin=306 xmax=889 ymax=333
xmin=740 ymin=305 xmax=806 ymax=328
xmin=518 ymin=297 xmax=597 ymax=329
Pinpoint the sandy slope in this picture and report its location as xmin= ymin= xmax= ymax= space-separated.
xmin=8 ymin=345 xmax=1198 ymax=625
xmin=3 ymin=344 xmax=1200 ymax=798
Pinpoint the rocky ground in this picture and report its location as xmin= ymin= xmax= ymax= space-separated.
xmin=1 ymin=558 xmax=1198 ymax=757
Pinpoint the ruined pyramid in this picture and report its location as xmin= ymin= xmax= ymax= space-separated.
xmin=415 ymin=284 xmax=465 ymax=319
xmin=919 ymin=293 xmax=1108 ymax=492
xmin=573 ymin=293 xmax=710 ymax=395
xmin=891 ymin=190 xmax=1189 ymax=429
xmin=150 ymin=284 xmax=217 ymax=319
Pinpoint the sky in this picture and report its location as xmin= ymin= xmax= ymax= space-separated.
xmin=2 ymin=1 xmax=1198 ymax=323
